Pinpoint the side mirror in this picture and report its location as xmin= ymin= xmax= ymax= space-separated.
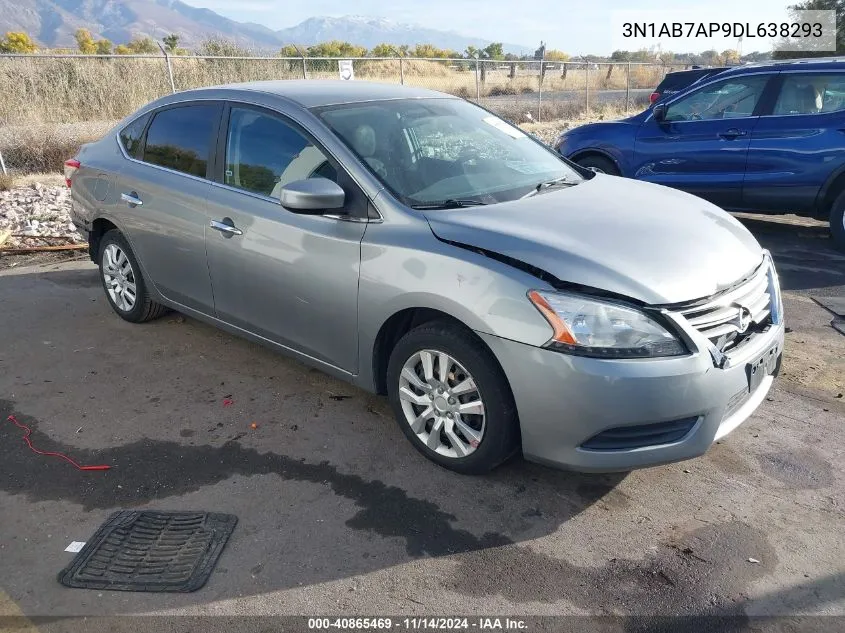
xmin=279 ymin=178 xmax=346 ymax=214
xmin=652 ymin=103 xmax=667 ymax=123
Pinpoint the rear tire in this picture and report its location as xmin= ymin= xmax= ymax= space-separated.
xmin=575 ymin=154 xmax=619 ymax=176
xmin=386 ymin=320 xmax=520 ymax=474
xmin=98 ymin=230 xmax=168 ymax=323
xmin=830 ymin=190 xmax=845 ymax=253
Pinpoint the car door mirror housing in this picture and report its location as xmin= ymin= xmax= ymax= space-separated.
xmin=279 ymin=178 xmax=346 ymax=214
xmin=652 ymin=104 xmax=667 ymax=123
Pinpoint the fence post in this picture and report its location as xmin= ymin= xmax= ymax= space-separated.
xmin=157 ymin=42 xmax=176 ymax=94
xmin=537 ymin=60 xmax=543 ymax=122
xmin=585 ymin=63 xmax=589 ymax=116
xmin=625 ymin=62 xmax=631 ymax=114
xmin=0 ymin=150 xmax=6 ymax=176
xmin=399 ymin=57 xmax=404 ymax=85
xmin=474 ymin=55 xmax=480 ymax=101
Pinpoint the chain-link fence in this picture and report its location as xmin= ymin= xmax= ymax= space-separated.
xmin=0 ymin=53 xmax=688 ymax=126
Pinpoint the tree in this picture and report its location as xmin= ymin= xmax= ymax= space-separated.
xmin=483 ymin=42 xmax=504 ymax=60
xmin=0 ymin=31 xmax=38 ymax=53
xmin=720 ymin=49 xmax=740 ymax=65
xmin=280 ymin=44 xmax=301 ymax=57
xmin=95 ymin=38 xmax=112 ymax=54
xmin=464 ymin=45 xmax=479 ymax=58
xmin=545 ymin=49 xmax=570 ymax=62
xmin=126 ymin=37 xmax=158 ymax=54
xmin=610 ymin=50 xmax=630 ymax=62
xmin=306 ymin=40 xmax=367 ymax=57
xmin=774 ymin=0 xmax=844 ymax=58
xmin=162 ymin=34 xmax=179 ymax=53
xmin=114 ymin=44 xmax=132 ymax=54
xmin=371 ymin=43 xmax=396 ymax=57
xmin=75 ymin=28 xmax=97 ymax=54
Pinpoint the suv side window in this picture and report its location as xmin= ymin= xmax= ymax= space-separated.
xmin=119 ymin=113 xmax=150 ymax=159
xmin=143 ymin=105 xmax=218 ymax=178
xmin=773 ymin=73 xmax=845 ymax=115
xmin=665 ymin=75 xmax=769 ymax=122
xmin=224 ymin=106 xmax=337 ymax=199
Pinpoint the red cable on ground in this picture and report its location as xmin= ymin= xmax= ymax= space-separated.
xmin=5 ymin=415 xmax=111 ymax=471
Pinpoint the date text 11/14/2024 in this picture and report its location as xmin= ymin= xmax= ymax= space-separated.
xmin=308 ymin=617 xmax=528 ymax=630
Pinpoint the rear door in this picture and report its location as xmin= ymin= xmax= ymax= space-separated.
xmin=633 ymin=74 xmax=772 ymax=208
xmin=743 ymin=70 xmax=845 ymax=214
xmin=116 ymin=102 xmax=222 ymax=313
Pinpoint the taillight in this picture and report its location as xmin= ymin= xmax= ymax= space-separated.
xmin=649 ymin=92 xmax=660 ymax=104
xmin=64 ymin=158 xmax=80 ymax=188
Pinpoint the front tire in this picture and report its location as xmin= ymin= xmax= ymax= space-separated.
xmin=386 ymin=321 xmax=519 ymax=474
xmin=830 ymin=190 xmax=845 ymax=253
xmin=575 ymin=154 xmax=619 ymax=176
xmin=98 ymin=230 xmax=168 ymax=323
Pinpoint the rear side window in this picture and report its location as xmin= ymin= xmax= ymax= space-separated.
xmin=143 ymin=105 xmax=218 ymax=178
xmin=773 ymin=73 xmax=845 ymax=115
xmin=119 ymin=113 xmax=150 ymax=159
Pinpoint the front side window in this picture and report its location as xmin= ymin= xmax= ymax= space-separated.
xmin=316 ymin=98 xmax=581 ymax=206
xmin=665 ymin=76 xmax=769 ymax=122
xmin=224 ymin=107 xmax=337 ymax=199
xmin=119 ymin=113 xmax=150 ymax=159
xmin=143 ymin=105 xmax=218 ymax=178
xmin=773 ymin=73 xmax=845 ymax=115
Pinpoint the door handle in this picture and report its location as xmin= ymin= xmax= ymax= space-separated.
xmin=718 ymin=129 xmax=747 ymax=140
xmin=121 ymin=192 xmax=143 ymax=206
xmin=210 ymin=219 xmax=243 ymax=236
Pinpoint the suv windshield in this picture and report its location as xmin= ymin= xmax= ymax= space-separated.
xmin=316 ymin=98 xmax=581 ymax=207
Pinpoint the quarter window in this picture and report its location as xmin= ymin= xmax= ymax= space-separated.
xmin=143 ymin=105 xmax=218 ymax=178
xmin=773 ymin=73 xmax=845 ymax=115
xmin=224 ymin=107 xmax=337 ymax=199
xmin=665 ymin=76 xmax=769 ymax=122
xmin=119 ymin=113 xmax=150 ymax=159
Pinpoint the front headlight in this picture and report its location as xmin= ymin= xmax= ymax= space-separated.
xmin=528 ymin=290 xmax=687 ymax=358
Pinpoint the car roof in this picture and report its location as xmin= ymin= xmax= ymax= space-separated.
xmin=173 ymin=80 xmax=453 ymax=108
xmin=716 ymin=57 xmax=845 ymax=77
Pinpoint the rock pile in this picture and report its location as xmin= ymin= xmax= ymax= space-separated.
xmin=0 ymin=183 xmax=83 ymax=248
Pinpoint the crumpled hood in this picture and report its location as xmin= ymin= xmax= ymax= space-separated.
xmin=424 ymin=176 xmax=763 ymax=305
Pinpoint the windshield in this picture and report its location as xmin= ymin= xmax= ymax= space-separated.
xmin=315 ymin=98 xmax=581 ymax=207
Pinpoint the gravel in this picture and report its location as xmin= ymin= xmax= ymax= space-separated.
xmin=0 ymin=182 xmax=82 ymax=248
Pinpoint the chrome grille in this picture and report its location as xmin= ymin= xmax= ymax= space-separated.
xmin=676 ymin=260 xmax=774 ymax=352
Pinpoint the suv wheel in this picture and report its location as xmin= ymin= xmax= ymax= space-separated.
xmin=386 ymin=321 xmax=519 ymax=474
xmin=98 ymin=230 xmax=168 ymax=323
xmin=575 ymin=155 xmax=619 ymax=176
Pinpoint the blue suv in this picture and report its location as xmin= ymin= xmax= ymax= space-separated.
xmin=554 ymin=58 xmax=845 ymax=250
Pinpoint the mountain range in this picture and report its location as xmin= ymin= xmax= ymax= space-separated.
xmin=0 ymin=0 xmax=531 ymax=54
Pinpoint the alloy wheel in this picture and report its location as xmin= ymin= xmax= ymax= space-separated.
xmin=102 ymin=243 xmax=137 ymax=312
xmin=397 ymin=349 xmax=486 ymax=458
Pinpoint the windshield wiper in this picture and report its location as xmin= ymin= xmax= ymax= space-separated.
xmin=409 ymin=199 xmax=488 ymax=210
xmin=521 ymin=176 xmax=579 ymax=199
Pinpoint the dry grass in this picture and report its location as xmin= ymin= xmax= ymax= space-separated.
xmin=0 ymin=56 xmax=668 ymax=126
xmin=0 ymin=120 xmax=115 ymax=173
xmin=0 ymin=172 xmax=15 ymax=191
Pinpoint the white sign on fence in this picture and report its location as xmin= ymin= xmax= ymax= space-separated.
xmin=338 ymin=59 xmax=354 ymax=81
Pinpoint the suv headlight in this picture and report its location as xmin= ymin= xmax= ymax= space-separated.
xmin=528 ymin=290 xmax=687 ymax=358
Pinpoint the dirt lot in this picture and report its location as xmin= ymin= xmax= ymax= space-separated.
xmin=0 ymin=214 xmax=843 ymax=631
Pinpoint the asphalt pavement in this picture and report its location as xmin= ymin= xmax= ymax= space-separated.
xmin=0 ymin=215 xmax=843 ymax=629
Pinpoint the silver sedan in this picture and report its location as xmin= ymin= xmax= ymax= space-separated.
xmin=67 ymin=81 xmax=784 ymax=474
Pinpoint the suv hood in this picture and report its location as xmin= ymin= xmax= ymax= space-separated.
xmin=424 ymin=176 xmax=763 ymax=305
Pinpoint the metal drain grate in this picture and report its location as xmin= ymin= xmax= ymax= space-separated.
xmin=58 ymin=510 xmax=237 ymax=592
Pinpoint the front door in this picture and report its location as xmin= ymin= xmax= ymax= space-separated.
xmin=633 ymin=74 xmax=772 ymax=208
xmin=205 ymin=104 xmax=368 ymax=373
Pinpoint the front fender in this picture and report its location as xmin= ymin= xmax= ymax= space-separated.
xmin=354 ymin=221 xmax=554 ymax=391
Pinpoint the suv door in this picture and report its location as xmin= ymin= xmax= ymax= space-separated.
xmin=633 ymin=74 xmax=772 ymax=208
xmin=117 ymin=102 xmax=222 ymax=312
xmin=204 ymin=103 xmax=368 ymax=373
xmin=743 ymin=71 xmax=845 ymax=214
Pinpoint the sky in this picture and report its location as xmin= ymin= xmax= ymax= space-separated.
xmin=181 ymin=0 xmax=800 ymax=55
